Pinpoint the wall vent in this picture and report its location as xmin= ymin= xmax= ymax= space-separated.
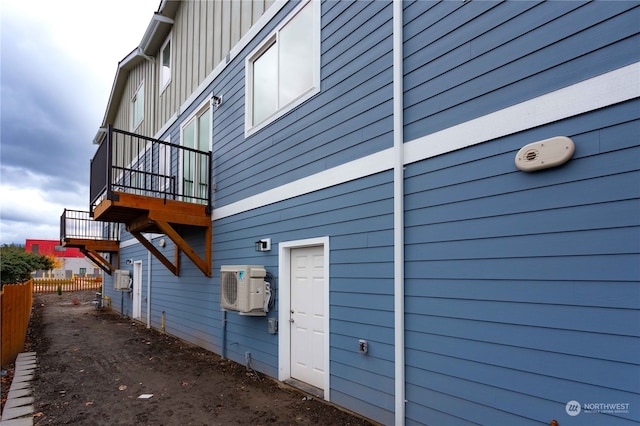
xmin=515 ymin=136 xmax=574 ymax=172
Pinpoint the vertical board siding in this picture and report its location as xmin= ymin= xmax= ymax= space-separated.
xmin=403 ymin=95 xmax=640 ymax=424
xmin=114 ymin=61 xmax=155 ymax=137
xmin=151 ymin=0 xmax=273 ymax=136
xmin=100 ymin=1 xmax=640 ymax=424
xmin=212 ymin=171 xmax=395 ymax=424
xmin=402 ymin=1 xmax=640 ymax=141
xmin=212 ymin=0 xmax=394 ymax=208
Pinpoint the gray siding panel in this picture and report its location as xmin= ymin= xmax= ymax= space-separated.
xmin=404 ymin=95 xmax=640 ymax=425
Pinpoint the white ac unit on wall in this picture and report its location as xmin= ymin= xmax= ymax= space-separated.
xmin=114 ymin=270 xmax=131 ymax=291
xmin=220 ymin=265 xmax=267 ymax=316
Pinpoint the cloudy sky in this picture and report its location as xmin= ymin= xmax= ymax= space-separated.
xmin=1 ymin=0 xmax=159 ymax=245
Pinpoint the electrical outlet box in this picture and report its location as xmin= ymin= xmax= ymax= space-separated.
xmin=268 ymin=318 xmax=278 ymax=334
xmin=358 ymin=339 xmax=368 ymax=354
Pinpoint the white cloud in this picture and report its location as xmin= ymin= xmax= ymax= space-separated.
xmin=0 ymin=0 xmax=158 ymax=245
xmin=0 ymin=184 xmax=69 ymax=242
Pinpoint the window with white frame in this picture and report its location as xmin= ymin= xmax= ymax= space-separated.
xmin=181 ymin=101 xmax=211 ymax=202
xmin=131 ymin=81 xmax=144 ymax=130
xmin=245 ymin=0 xmax=320 ymax=134
xmin=157 ymin=137 xmax=171 ymax=193
xmin=160 ymin=35 xmax=171 ymax=92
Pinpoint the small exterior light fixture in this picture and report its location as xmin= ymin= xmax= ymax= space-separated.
xmin=255 ymin=238 xmax=271 ymax=252
xmin=159 ymin=238 xmax=166 ymax=248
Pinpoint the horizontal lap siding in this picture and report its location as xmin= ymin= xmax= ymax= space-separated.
xmin=115 ymin=232 xmax=222 ymax=354
xmin=213 ymin=171 xmax=395 ymax=424
xmin=403 ymin=1 xmax=640 ymax=140
xmin=404 ymin=96 xmax=640 ymax=425
xmin=212 ymin=0 xmax=393 ymax=207
xmin=402 ymin=4 xmax=639 ymax=422
xmin=150 ymin=228 xmax=221 ymax=353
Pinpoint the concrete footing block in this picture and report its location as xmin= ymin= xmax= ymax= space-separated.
xmin=0 ymin=352 xmax=36 ymax=426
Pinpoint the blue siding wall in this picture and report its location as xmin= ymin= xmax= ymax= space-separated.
xmin=214 ymin=171 xmax=395 ymax=424
xmin=404 ymin=99 xmax=640 ymax=425
xmin=402 ymin=4 xmax=639 ymax=423
xmin=113 ymin=230 xmax=222 ymax=354
xmin=212 ymin=0 xmax=393 ymax=207
xmin=102 ymin=1 xmax=639 ymax=425
xmin=403 ymin=1 xmax=640 ymax=140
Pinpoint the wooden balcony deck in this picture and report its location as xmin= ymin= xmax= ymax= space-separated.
xmin=60 ymin=209 xmax=121 ymax=274
xmin=89 ymin=127 xmax=213 ymax=277
xmin=93 ymin=192 xmax=212 ymax=277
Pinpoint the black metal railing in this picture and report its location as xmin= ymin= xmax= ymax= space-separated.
xmin=60 ymin=209 xmax=120 ymax=242
xmin=90 ymin=125 xmax=212 ymax=214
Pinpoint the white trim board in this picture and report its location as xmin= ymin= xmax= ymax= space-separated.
xmin=213 ymin=62 xmax=640 ymax=221
xmin=277 ymin=236 xmax=331 ymax=401
xmin=120 ymin=233 xmax=164 ymax=249
xmin=213 ymin=148 xmax=393 ymax=220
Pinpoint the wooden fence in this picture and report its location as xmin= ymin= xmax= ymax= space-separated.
xmin=1 ymin=280 xmax=33 ymax=367
xmin=33 ymin=276 xmax=103 ymax=293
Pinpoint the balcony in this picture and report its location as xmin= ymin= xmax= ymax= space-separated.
xmin=60 ymin=209 xmax=120 ymax=274
xmin=90 ymin=126 xmax=212 ymax=277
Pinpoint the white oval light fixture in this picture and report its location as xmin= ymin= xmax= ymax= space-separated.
xmin=515 ymin=136 xmax=575 ymax=172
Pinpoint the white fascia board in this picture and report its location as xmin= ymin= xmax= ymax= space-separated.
xmin=213 ymin=62 xmax=639 ymax=221
xmin=212 ymin=148 xmax=394 ymax=220
xmin=95 ymin=47 xmax=146 ymax=140
xmin=404 ymin=62 xmax=640 ymax=165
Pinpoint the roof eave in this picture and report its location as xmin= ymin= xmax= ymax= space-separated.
xmin=94 ymin=1 xmax=177 ymax=143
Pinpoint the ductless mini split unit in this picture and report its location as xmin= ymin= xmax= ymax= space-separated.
xmin=113 ymin=270 xmax=131 ymax=291
xmin=220 ymin=265 xmax=271 ymax=316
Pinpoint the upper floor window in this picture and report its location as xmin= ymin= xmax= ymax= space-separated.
xmin=181 ymin=100 xmax=212 ymax=202
xmin=160 ymin=35 xmax=172 ymax=92
xmin=245 ymin=0 xmax=320 ymax=135
xmin=132 ymin=81 xmax=144 ymax=130
xmin=158 ymin=136 xmax=171 ymax=192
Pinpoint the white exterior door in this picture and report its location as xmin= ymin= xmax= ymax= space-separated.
xmin=133 ymin=261 xmax=142 ymax=319
xmin=290 ymin=245 xmax=325 ymax=389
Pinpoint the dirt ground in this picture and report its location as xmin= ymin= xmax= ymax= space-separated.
xmin=10 ymin=291 xmax=375 ymax=425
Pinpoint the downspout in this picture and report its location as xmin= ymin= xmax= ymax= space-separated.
xmin=221 ymin=310 xmax=227 ymax=359
xmin=393 ymin=0 xmax=405 ymax=425
xmin=147 ymin=250 xmax=151 ymax=328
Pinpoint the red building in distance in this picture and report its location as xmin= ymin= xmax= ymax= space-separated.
xmin=25 ymin=239 xmax=100 ymax=277
xmin=25 ymin=239 xmax=85 ymax=258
